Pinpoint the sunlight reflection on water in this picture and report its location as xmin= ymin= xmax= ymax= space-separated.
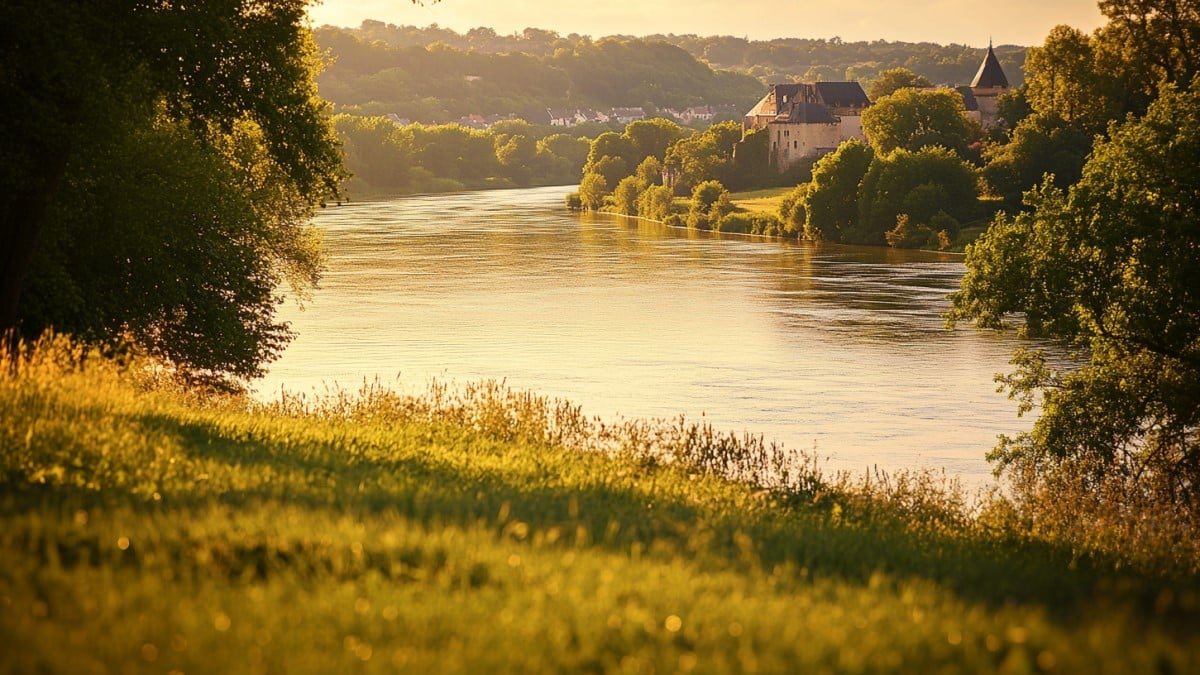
xmin=262 ymin=185 xmax=1034 ymax=487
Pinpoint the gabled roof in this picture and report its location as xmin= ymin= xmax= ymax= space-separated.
xmin=813 ymin=81 xmax=870 ymax=108
xmin=971 ymin=43 xmax=1009 ymax=89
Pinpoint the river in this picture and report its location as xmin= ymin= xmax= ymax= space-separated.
xmin=260 ymin=185 xmax=1031 ymax=485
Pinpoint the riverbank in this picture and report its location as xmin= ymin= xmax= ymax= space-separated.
xmin=3 ymin=337 xmax=1198 ymax=673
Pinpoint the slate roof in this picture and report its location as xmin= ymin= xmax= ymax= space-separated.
xmin=813 ymin=81 xmax=870 ymax=109
xmin=971 ymin=44 xmax=1009 ymax=88
xmin=775 ymin=101 xmax=838 ymax=124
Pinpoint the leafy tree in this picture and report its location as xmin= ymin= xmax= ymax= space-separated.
xmin=664 ymin=121 xmax=742 ymax=194
xmin=861 ymin=88 xmax=982 ymax=159
xmin=622 ymin=119 xmax=685 ymax=164
xmin=867 ymin=67 xmax=934 ymax=100
xmin=948 ymin=84 xmax=1200 ymax=515
xmin=636 ymin=185 xmax=676 ymax=221
xmin=333 ymin=115 xmax=414 ymax=193
xmin=686 ymin=180 xmax=731 ymax=229
xmin=529 ymin=134 xmax=589 ymax=185
xmin=21 ymin=117 xmax=322 ymax=381
xmin=578 ymin=172 xmax=608 ymax=210
xmin=612 ymin=176 xmax=641 ymax=216
xmin=586 ymin=132 xmax=636 ymax=170
xmin=587 ymin=156 xmax=631 ymax=193
xmin=981 ymin=113 xmax=1093 ymax=205
xmin=801 ymin=140 xmax=874 ymax=241
xmin=634 ymin=156 xmax=664 ymax=188
xmin=1023 ymin=25 xmax=1121 ymax=133
xmin=1098 ymin=0 xmax=1200 ymax=102
xmin=495 ymin=133 xmax=538 ymax=185
xmin=854 ymin=146 xmax=978 ymax=245
xmin=1 ymin=0 xmax=344 ymax=374
xmin=778 ymin=183 xmax=809 ymax=237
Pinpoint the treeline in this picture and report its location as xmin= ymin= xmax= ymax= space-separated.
xmin=323 ymin=21 xmax=1026 ymax=97
xmin=574 ymin=87 xmax=988 ymax=246
xmin=314 ymin=27 xmax=765 ymax=122
xmin=335 ymin=117 xmax=590 ymax=195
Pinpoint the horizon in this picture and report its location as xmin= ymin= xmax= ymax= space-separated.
xmin=308 ymin=0 xmax=1107 ymax=48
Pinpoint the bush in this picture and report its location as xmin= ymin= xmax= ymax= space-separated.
xmin=714 ymin=212 xmax=754 ymax=233
xmin=636 ymin=185 xmax=676 ymax=221
xmin=612 ymin=176 xmax=641 ymax=215
xmin=565 ymin=192 xmax=583 ymax=210
xmin=578 ymin=172 xmax=608 ymax=210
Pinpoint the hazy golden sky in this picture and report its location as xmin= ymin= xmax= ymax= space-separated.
xmin=308 ymin=0 xmax=1106 ymax=47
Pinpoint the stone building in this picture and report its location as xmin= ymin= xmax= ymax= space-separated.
xmin=743 ymin=81 xmax=871 ymax=172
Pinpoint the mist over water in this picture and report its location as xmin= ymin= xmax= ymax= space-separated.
xmin=262 ymin=185 xmax=1032 ymax=484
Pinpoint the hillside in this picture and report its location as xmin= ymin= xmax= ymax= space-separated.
xmin=314 ymin=22 xmax=1026 ymax=123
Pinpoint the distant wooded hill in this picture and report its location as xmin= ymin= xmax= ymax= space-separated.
xmin=314 ymin=22 xmax=1026 ymax=124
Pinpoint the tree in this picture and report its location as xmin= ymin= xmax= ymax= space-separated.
xmin=801 ymin=140 xmax=874 ymax=241
xmin=21 ymin=117 xmax=323 ymax=381
xmin=634 ymin=156 xmax=664 ymax=188
xmin=636 ymin=185 xmax=676 ymax=222
xmin=854 ymin=146 xmax=979 ymax=245
xmin=622 ymin=118 xmax=685 ymax=164
xmin=1 ymin=0 xmax=344 ymax=374
xmin=686 ymin=180 xmax=730 ymax=230
xmin=867 ymin=67 xmax=934 ymax=100
xmin=664 ymin=121 xmax=741 ymax=194
xmin=1023 ymin=25 xmax=1121 ymax=132
xmin=861 ymin=88 xmax=982 ymax=159
xmin=981 ymin=112 xmax=1093 ymax=205
xmin=578 ymin=172 xmax=608 ymax=210
xmin=948 ymin=84 xmax=1200 ymax=516
xmin=612 ymin=176 xmax=641 ymax=216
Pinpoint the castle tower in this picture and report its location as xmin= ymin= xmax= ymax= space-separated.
xmin=970 ymin=41 xmax=1009 ymax=128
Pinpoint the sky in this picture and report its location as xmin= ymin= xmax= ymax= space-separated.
xmin=307 ymin=0 xmax=1107 ymax=47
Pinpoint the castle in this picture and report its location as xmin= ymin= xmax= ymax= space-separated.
xmin=745 ymin=44 xmax=1010 ymax=172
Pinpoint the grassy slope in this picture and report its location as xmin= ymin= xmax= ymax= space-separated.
xmin=2 ymin=342 xmax=1198 ymax=674
xmin=729 ymin=188 xmax=792 ymax=215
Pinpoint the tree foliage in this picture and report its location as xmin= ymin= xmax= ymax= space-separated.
xmin=664 ymin=121 xmax=742 ymax=194
xmin=867 ymin=67 xmax=934 ymax=100
xmin=949 ymin=84 xmax=1200 ymax=514
xmin=980 ymin=113 xmax=1093 ymax=205
xmin=801 ymin=140 xmax=874 ymax=241
xmin=853 ymin=146 xmax=979 ymax=245
xmin=1 ymin=0 xmax=345 ymax=380
xmin=861 ymin=88 xmax=982 ymax=159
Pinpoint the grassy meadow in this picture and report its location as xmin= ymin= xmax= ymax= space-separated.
xmin=2 ymin=336 xmax=1198 ymax=674
xmin=729 ymin=188 xmax=792 ymax=215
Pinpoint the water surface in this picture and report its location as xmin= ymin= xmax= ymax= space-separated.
xmin=263 ymin=186 xmax=1029 ymax=483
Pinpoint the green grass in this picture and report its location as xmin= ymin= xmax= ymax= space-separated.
xmin=2 ymin=336 xmax=1198 ymax=673
xmin=729 ymin=187 xmax=792 ymax=215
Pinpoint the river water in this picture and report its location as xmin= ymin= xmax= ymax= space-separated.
xmin=260 ymin=185 xmax=1030 ymax=484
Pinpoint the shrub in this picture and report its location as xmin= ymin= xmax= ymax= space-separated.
xmin=637 ymin=185 xmax=676 ymax=222
xmin=612 ymin=176 xmax=641 ymax=216
xmin=578 ymin=172 xmax=608 ymax=210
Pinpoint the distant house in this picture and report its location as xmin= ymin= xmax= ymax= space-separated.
xmin=610 ymin=107 xmax=646 ymax=124
xmin=385 ymin=113 xmax=413 ymax=127
xmin=548 ymin=108 xmax=577 ymax=127
xmin=744 ymin=81 xmax=870 ymax=172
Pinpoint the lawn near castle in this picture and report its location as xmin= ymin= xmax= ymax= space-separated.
xmin=2 ymin=338 xmax=1197 ymax=673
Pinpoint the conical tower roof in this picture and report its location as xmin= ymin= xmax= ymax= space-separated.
xmin=971 ymin=43 xmax=1009 ymax=89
